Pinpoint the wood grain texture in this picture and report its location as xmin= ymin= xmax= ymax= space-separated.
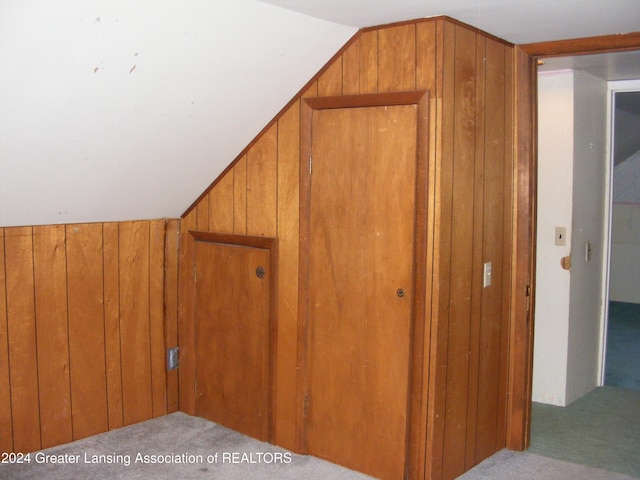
xmin=32 ymin=225 xmax=73 ymax=448
xmin=247 ymin=123 xmax=278 ymax=237
xmin=233 ymin=155 xmax=248 ymax=235
xmin=103 ymin=222 xmax=124 ymax=430
xmin=342 ymin=38 xmax=361 ymax=94
xmin=378 ymin=24 xmax=416 ymax=92
xmin=318 ymin=56 xmax=343 ymax=96
xmin=196 ymin=191 xmax=210 ymax=231
xmin=180 ymin=17 xmax=519 ymax=480
xmin=0 ymin=228 xmax=12 ymax=453
xmin=306 ymin=105 xmax=416 ymax=480
xmin=359 ymin=30 xmax=378 ymax=93
xmin=464 ymin=34 xmax=486 ymax=470
xmin=178 ymin=210 xmax=197 ymax=415
xmin=5 ymin=227 xmax=41 ymax=453
xmin=427 ymin=19 xmax=455 ymax=480
xmin=194 ymin=242 xmax=271 ymax=441
xmin=119 ymin=221 xmax=153 ymax=426
xmin=1 ymin=219 xmax=175 ymax=453
xmin=521 ymin=31 xmax=640 ymax=57
xmin=274 ymin=100 xmax=300 ymax=451
xmin=497 ymin=46 xmax=515 ymax=452
xmin=442 ymin=25 xmax=477 ymax=480
xmin=508 ymin=45 xmax=537 ymax=452
xmin=164 ymin=219 xmax=180 ymax=413
xmin=66 ymin=223 xmax=109 ymax=440
xmin=209 ymin=172 xmax=234 ymax=233
xmin=475 ymin=37 xmax=507 ymax=464
xmin=150 ymin=220 xmax=167 ymax=418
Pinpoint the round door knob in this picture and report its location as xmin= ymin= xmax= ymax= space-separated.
xmin=397 ymin=288 xmax=405 ymax=298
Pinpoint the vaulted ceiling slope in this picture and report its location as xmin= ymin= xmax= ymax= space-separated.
xmin=258 ymin=0 xmax=640 ymax=44
xmin=0 ymin=0 xmax=356 ymax=227
xmin=2 ymin=1 xmax=639 ymax=227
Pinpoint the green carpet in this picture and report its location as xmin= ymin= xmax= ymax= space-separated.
xmin=530 ymin=386 xmax=640 ymax=478
xmin=606 ymin=301 xmax=640 ymax=390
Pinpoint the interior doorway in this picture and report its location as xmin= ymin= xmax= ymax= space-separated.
xmin=602 ymin=83 xmax=640 ymax=391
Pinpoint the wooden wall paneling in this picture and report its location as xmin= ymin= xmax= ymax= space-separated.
xmin=32 ymin=225 xmax=73 ymax=448
xmin=5 ymin=227 xmax=41 ymax=452
xmin=426 ymin=18 xmax=453 ymax=480
xmin=178 ymin=210 xmax=197 ymax=414
xmin=441 ymin=24 xmax=477 ymax=480
xmin=0 ymin=228 xmax=12 ymax=453
xmin=475 ymin=38 xmax=507 ymax=463
xmin=318 ymin=55 xmax=343 ymax=96
xmin=150 ymin=220 xmax=167 ymax=417
xmin=416 ymin=20 xmax=437 ymax=92
xmin=233 ymin=155 xmax=248 ymax=235
xmin=246 ymin=124 xmax=278 ymax=237
xmin=66 ymin=223 xmax=109 ymax=440
xmin=497 ymin=46 xmax=515 ymax=451
xmin=103 ymin=222 xmax=124 ymax=430
xmin=358 ymin=30 xmax=378 ymax=93
xmin=209 ymin=172 xmax=234 ymax=233
xmin=119 ymin=221 xmax=153 ymax=425
xmin=507 ymin=46 xmax=536 ymax=452
xmin=378 ymin=24 xmax=417 ymax=92
xmin=342 ymin=37 xmax=360 ymax=94
xmin=412 ymin=19 xmax=438 ymax=480
xmin=164 ymin=219 xmax=180 ymax=413
xmin=196 ymin=192 xmax=210 ymax=231
xmin=274 ymin=100 xmax=300 ymax=451
xmin=464 ymin=33 xmax=486 ymax=470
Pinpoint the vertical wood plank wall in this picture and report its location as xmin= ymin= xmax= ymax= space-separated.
xmin=0 ymin=219 xmax=179 ymax=454
xmin=179 ymin=17 xmax=515 ymax=480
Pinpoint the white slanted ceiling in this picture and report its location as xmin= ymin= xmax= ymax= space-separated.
xmin=0 ymin=0 xmax=356 ymax=226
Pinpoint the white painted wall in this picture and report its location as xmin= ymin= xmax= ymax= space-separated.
xmin=566 ymin=70 xmax=607 ymax=404
xmin=533 ymin=70 xmax=608 ymax=406
xmin=610 ymin=202 xmax=640 ymax=303
xmin=533 ymin=71 xmax=574 ymax=406
xmin=0 ymin=0 xmax=356 ymax=226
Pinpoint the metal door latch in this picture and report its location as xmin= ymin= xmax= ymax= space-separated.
xmin=256 ymin=266 xmax=266 ymax=279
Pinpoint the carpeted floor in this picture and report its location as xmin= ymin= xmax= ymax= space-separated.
xmin=606 ymin=301 xmax=640 ymax=390
xmin=530 ymin=386 xmax=640 ymax=478
xmin=2 ymin=408 xmax=638 ymax=480
xmin=0 ymin=413 xmax=374 ymax=480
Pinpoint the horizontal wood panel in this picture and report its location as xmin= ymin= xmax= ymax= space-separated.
xmin=0 ymin=220 xmax=176 ymax=452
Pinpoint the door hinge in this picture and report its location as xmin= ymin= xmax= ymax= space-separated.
xmin=525 ymin=285 xmax=531 ymax=297
xmin=309 ymin=154 xmax=313 ymax=175
xmin=304 ymin=394 xmax=309 ymax=416
xmin=167 ymin=347 xmax=179 ymax=370
xmin=194 ymin=266 xmax=197 ymax=282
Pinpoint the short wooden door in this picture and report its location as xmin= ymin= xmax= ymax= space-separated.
xmin=306 ymin=104 xmax=417 ymax=479
xmin=194 ymin=240 xmax=271 ymax=441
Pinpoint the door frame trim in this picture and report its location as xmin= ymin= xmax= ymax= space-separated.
xmin=189 ymin=231 xmax=278 ymax=442
xmin=296 ymin=90 xmax=430 ymax=478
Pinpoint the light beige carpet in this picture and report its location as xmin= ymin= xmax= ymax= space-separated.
xmin=2 ymin=411 xmax=636 ymax=479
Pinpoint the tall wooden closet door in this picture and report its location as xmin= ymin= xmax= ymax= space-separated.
xmin=307 ymin=104 xmax=417 ymax=480
xmin=194 ymin=241 xmax=271 ymax=441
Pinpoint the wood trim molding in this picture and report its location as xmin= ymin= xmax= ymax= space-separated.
xmin=520 ymin=31 xmax=640 ymax=57
xmin=507 ymin=46 xmax=537 ymax=451
xmin=189 ymin=230 xmax=276 ymax=249
xmin=304 ymin=90 xmax=427 ymax=110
